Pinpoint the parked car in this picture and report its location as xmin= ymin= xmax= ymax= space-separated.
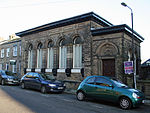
xmin=0 ymin=70 xmax=20 ymax=85
xmin=20 ymin=72 xmax=66 ymax=93
xmin=76 ymin=75 xmax=145 ymax=110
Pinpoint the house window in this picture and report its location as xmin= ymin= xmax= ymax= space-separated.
xmin=1 ymin=49 xmax=4 ymax=58
xmin=0 ymin=64 xmax=2 ymax=70
xmin=59 ymin=39 xmax=67 ymax=68
xmin=13 ymin=46 xmax=17 ymax=56
xmin=37 ymin=43 xmax=42 ymax=68
xmin=6 ymin=48 xmax=10 ymax=57
xmin=73 ymin=37 xmax=82 ymax=68
xmin=47 ymin=41 xmax=54 ymax=69
xmin=19 ymin=62 xmax=21 ymax=74
xmin=28 ymin=44 xmax=33 ymax=68
xmin=12 ymin=65 xmax=17 ymax=73
xmin=6 ymin=63 xmax=9 ymax=70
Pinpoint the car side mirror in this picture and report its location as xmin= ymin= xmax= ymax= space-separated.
xmin=109 ymin=85 xmax=114 ymax=88
xmin=35 ymin=77 xmax=40 ymax=81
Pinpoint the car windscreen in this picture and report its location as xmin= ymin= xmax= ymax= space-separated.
xmin=111 ymin=79 xmax=128 ymax=88
xmin=1 ymin=70 xmax=6 ymax=75
xmin=40 ymin=73 xmax=56 ymax=81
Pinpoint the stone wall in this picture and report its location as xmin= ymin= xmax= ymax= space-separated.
xmin=137 ymin=80 xmax=150 ymax=99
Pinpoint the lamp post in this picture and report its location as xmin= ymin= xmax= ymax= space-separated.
xmin=121 ymin=2 xmax=136 ymax=89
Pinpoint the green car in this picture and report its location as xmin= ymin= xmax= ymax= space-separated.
xmin=76 ymin=75 xmax=145 ymax=110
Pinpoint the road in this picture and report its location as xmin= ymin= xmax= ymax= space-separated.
xmin=0 ymin=85 xmax=149 ymax=113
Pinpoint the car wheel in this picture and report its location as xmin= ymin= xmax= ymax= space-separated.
xmin=1 ymin=79 xmax=5 ymax=85
xmin=76 ymin=91 xmax=85 ymax=101
xmin=41 ymin=86 xmax=46 ymax=94
xmin=21 ymin=82 xmax=26 ymax=89
xmin=119 ymin=97 xmax=132 ymax=110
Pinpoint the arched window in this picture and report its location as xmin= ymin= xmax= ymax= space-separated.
xmin=47 ymin=41 xmax=54 ymax=69
xmin=28 ymin=44 xmax=33 ymax=68
xmin=59 ymin=39 xmax=67 ymax=68
xmin=73 ymin=36 xmax=82 ymax=68
xmin=128 ymin=51 xmax=132 ymax=61
xmin=37 ymin=43 xmax=42 ymax=68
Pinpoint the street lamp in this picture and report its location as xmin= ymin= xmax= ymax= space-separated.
xmin=121 ymin=2 xmax=136 ymax=89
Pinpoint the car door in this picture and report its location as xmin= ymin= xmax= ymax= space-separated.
xmin=31 ymin=73 xmax=41 ymax=90
xmin=83 ymin=77 xmax=97 ymax=97
xmin=0 ymin=70 xmax=2 ymax=82
xmin=23 ymin=72 xmax=34 ymax=88
xmin=94 ymin=77 xmax=115 ymax=101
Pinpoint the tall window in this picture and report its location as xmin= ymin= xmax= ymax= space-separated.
xmin=47 ymin=41 xmax=54 ymax=69
xmin=13 ymin=46 xmax=17 ymax=56
xmin=28 ymin=44 xmax=33 ymax=68
xmin=6 ymin=48 xmax=10 ymax=57
xmin=6 ymin=63 xmax=9 ymax=70
xmin=128 ymin=51 xmax=132 ymax=61
xmin=19 ymin=62 xmax=21 ymax=74
xmin=73 ymin=37 xmax=82 ymax=68
xmin=1 ymin=49 xmax=4 ymax=58
xmin=20 ymin=45 xmax=21 ymax=56
xmin=12 ymin=65 xmax=17 ymax=73
xmin=0 ymin=64 xmax=2 ymax=70
xmin=59 ymin=39 xmax=67 ymax=68
xmin=37 ymin=43 xmax=42 ymax=68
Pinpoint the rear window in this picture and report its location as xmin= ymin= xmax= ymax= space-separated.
xmin=85 ymin=77 xmax=95 ymax=84
xmin=25 ymin=73 xmax=34 ymax=78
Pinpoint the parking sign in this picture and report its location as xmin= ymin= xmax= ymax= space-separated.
xmin=124 ymin=61 xmax=133 ymax=74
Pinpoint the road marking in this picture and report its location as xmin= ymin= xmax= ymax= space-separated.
xmin=92 ymin=105 xmax=103 ymax=109
xmin=41 ymin=94 xmax=50 ymax=97
xmin=61 ymin=98 xmax=73 ymax=102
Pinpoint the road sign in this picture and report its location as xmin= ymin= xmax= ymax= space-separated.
xmin=124 ymin=61 xmax=133 ymax=74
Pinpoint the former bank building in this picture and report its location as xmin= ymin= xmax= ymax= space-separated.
xmin=0 ymin=12 xmax=144 ymax=89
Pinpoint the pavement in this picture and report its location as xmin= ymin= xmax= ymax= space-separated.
xmin=144 ymin=100 xmax=150 ymax=105
xmin=64 ymin=89 xmax=150 ymax=106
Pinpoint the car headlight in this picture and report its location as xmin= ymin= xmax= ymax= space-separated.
xmin=132 ymin=93 xmax=140 ymax=99
xmin=48 ymin=84 xmax=56 ymax=87
xmin=7 ymin=78 xmax=11 ymax=81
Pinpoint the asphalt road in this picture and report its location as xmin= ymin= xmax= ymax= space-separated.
xmin=0 ymin=85 xmax=149 ymax=113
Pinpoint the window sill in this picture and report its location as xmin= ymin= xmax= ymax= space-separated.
xmin=45 ymin=68 xmax=52 ymax=72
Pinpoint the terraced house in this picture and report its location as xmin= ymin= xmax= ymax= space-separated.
xmin=1 ymin=12 xmax=144 ymax=89
xmin=0 ymin=35 xmax=22 ymax=76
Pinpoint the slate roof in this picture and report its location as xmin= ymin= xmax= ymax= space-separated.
xmin=16 ymin=12 xmax=112 ymax=37
xmin=91 ymin=24 xmax=144 ymax=42
xmin=142 ymin=59 xmax=150 ymax=67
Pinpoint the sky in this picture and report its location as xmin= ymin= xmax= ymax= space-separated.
xmin=0 ymin=0 xmax=149 ymax=63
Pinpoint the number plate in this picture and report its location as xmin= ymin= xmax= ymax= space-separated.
xmin=13 ymin=80 xmax=18 ymax=83
xmin=58 ymin=87 xmax=63 ymax=89
xmin=142 ymin=100 xmax=145 ymax=103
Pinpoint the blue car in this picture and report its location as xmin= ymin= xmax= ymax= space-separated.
xmin=21 ymin=72 xmax=66 ymax=93
xmin=0 ymin=70 xmax=20 ymax=85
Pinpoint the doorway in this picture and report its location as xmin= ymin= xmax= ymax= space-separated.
xmin=102 ymin=59 xmax=115 ymax=77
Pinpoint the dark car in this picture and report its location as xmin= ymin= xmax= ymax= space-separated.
xmin=76 ymin=75 xmax=145 ymax=110
xmin=20 ymin=72 xmax=66 ymax=93
xmin=0 ymin=70 xmax=20 ymax=85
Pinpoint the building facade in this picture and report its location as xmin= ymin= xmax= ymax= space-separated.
xmin=141 ymin=59 xmax=150 ymax=79
xmin=0 ymin=12 xmax=144 ymax=89
xmin=0 ymin=37 xmax=22 ymax=76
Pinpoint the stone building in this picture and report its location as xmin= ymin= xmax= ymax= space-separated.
xmin=15 ymin=12 xmax=144 ymax=89
xmin=0 ymin=36 xmax=22 ymax=76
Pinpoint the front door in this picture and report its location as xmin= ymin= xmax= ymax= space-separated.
xmin=102 ymin=59 xmax=115 ymax=77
